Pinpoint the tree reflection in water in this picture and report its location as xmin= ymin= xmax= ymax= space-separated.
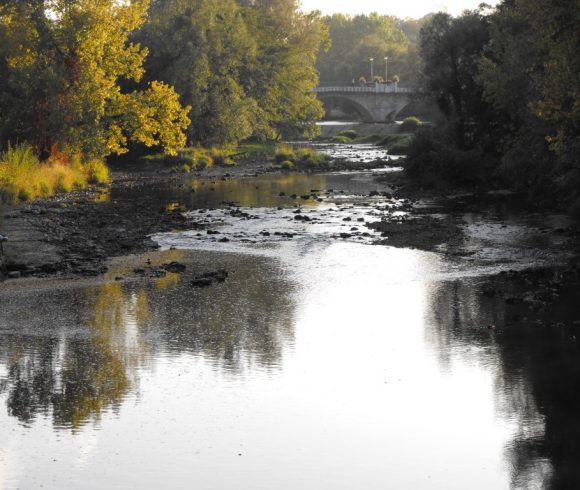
xmin=1 ymin=280 xmax=144 ymax=430
xmin=0 ymin=250 xmax=296 ymax=429
xmin=424 ymin=275 xmax=580 ymax=489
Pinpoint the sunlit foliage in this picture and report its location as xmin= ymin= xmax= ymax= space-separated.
xmin=0 ymin=0 xmax=190 ymax=158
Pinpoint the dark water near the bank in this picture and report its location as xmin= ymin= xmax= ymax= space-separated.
xmin=1 ymin=163 xmax=580 ymax=489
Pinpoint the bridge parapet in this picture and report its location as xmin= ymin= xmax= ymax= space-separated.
xmin=314 ymin=86 xmax=416 ymax=94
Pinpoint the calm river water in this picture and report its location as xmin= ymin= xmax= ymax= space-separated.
xmin=1 ymin=161 xmax=579 ymax=489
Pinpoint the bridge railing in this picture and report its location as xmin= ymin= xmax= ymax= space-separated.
xmin=314 ymin=85 xmax=416 ymax=94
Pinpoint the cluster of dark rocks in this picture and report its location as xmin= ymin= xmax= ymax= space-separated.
xmin=123 ymin=260 xmax=229 ymax=288
xmin=480 ymin=264 xmax=580 ymax=327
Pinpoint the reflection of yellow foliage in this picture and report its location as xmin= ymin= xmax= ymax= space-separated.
xmin=68 ymin=249 xmax=190 ymax=428
xmin=133 ymin=288 xmax=153 ymax=325
xmin=89 ymin=282 xmax=126 ymax=334
xmin=93 ymin=188 xmax=111 ymax=203
xmin=166 ymin=202 xmax=184 ymax=212
xmin=155 ymin=272 xmax=180 ymax=290
xmin=188 ymin=173 xmax=327 ymax=208
xmin=67 ymin=341 xmax=131 ymax=430
xmin=63 ymin=271 xmax=163 ymax=429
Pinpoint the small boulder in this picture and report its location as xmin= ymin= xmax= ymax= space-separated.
xmin=163 ymin=261 xmax=187 ymax=273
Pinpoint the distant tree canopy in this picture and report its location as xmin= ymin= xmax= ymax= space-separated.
xmin=316 ymin=13 xmax=428 ymax=87
xmin=135 ymin=0 xmax=328 ymax=146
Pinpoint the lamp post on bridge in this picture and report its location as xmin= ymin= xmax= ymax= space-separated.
xmin=369 ymin=58 xmax=374 ymax=82
xmin=384 ymin=56 xmax=388 ymax=82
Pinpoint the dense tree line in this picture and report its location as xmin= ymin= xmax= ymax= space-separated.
xmin=0 ymin=0 xmax=328 ymax=159
xmin=409 ymin=0 xmax=580 ymax=214
xmin=316 ymin=13 xmax=428 ymax=87
xmin=136 ymin=0 xmax=327 ymax=146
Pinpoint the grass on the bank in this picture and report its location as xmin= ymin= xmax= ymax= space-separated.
xmin=331 ymin=130 xmax=358 ymax=143
xmin=274 ymin=144 xmax=329 ymax=169
xmin=0 ymin=144 xmax=109 ymax=204
xmin=353 ymin=134 xmax=385 ymax=144
xmin=143 ymin=146 xmax=244 ymax=172
xmin=144 ymin=142 xmax=329 ymax=172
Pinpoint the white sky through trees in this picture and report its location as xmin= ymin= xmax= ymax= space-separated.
xmin=300 ymin=0 xmax=499 ymax=18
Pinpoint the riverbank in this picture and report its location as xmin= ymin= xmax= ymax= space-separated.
xmin=1 ymin=148 xmax=579 ymax=283
xmin=0 ymin=154 xmax=399 ymax=279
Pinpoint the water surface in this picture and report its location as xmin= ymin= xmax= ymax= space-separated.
xmin=1 ymin=168 xmax=579 ymax=489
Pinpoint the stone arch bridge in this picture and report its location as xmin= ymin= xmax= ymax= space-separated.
xmin=314 ymin=86 xmax=416 ymax=123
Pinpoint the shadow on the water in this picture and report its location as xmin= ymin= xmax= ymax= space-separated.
xmin=424 ymin=275 xmax=580 ymax=489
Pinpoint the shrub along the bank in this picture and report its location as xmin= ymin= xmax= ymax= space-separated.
xmin=331 ymin=135 xmax=353 ymax=144
xmin=379 ymin=133 xmax=416 ymax=155
xmin=275 ymin=145 xmax=329 ymax=169
xmin=405 ymin=128 xmax=497 ymax=189
xmin=143 ymin=146 xmax=243 ymax=171
xmin=398 ymin=116 xmax=421 ymax=133
xmin=0 ymin=144 xmax=109 ymax=204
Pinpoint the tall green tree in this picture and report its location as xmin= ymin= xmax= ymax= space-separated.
xmin=0 ymin=0 xmax=190 ymax=158
xmin=478 ymin=0 xmax=580 ymax=206
xmin=139 ymin=0 xmax=258 ymax=146
xmin=419 ymin=10 xmax=491 ymax=149
xmin=522 ymin=0 xmax=580 ymax=157
xmin=243 ymin=0 xmax=328 ymax=139
xmin=138 ymin=0 xmax=327 ymax=145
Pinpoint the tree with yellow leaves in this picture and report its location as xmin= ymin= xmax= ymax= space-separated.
xmin=0 ymin=0 xmax=190 ymax=158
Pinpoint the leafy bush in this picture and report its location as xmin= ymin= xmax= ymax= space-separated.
xmin=210 ymin=148 xmax=234 ymax=166
xmin=405 ymin=129 xmax=495 ymax=188
xmin=379 ymin=134 xmax=415 ymax=154
xmin=85 ymin=159 xmax=110 ymax=183
xmin=331 ymin=135 xmax=352 ymax=144
xmin=338 ymin=130 xmax=357 ymax=140
xmin=295 ymin=147 xmax=328 ymax=167
xmin=195 ymin=154 xmax=214 ymax=170
xmin=399 ymin=116 xmax=421 ymax=133
xmin=275 ymin=145 xmax=295 ymax=164
xmin=274 ymin=144 xmax=328 ymax=169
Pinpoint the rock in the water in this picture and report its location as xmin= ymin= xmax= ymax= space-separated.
xmin=190 ymin=277 xmax=213 ymax=288
xmin=163 ymin=261 xmax=187 ymax=273
xmin=190 ymin=269 xmax=229 ymax=288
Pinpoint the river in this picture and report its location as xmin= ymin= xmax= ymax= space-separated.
xmin=0 ymin=147 xmax=579 ymax=489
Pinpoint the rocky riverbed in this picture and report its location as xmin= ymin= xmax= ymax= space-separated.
xmin=1 ymin=148 xmax=579 ymax=289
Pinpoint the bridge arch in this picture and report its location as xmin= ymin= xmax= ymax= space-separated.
xmin=317 ymin=93 xmax=375 ymax=122
xmin=314 ymin=86 xmax=415 ymax=123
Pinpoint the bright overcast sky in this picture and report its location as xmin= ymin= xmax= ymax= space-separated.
xmin=300 ymin=0 xmax=499 ymax=19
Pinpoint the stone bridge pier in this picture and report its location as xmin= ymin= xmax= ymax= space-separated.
xmin=314 ymin=86 xmax=415 ymax=123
